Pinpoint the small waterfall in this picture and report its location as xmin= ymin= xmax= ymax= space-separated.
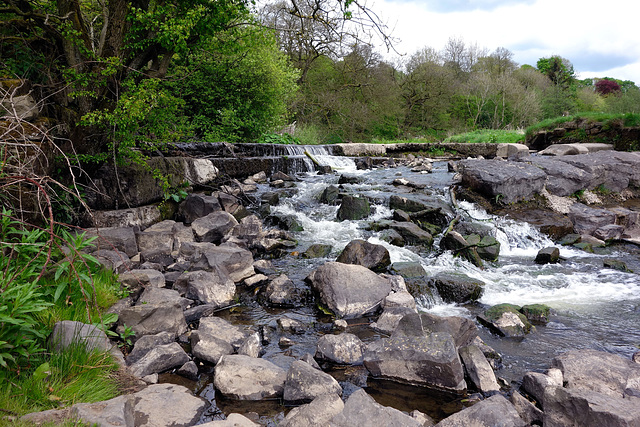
xmin=283 ymin=145 xmax=357 ymax=173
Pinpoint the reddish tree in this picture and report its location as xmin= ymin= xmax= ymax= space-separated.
xmin=595 ymin=79 xmax=621 ymax=95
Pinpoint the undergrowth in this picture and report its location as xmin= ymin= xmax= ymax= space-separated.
xmin=525 ymin=112 xmax=640 ymax=137
xmin=443 ymin=129 xmax=525 ymax=144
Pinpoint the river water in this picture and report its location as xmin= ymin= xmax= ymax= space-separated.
xmin=194 ymin=152 xmax=640 ymax=423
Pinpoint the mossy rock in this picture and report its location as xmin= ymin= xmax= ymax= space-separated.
xmin=416 ymin=221 xmax=441 ymax=236
xmin=389 ymin=262 xmax=427 ymax=278
xmin=557 ymin=233 xmax=581 ymax=246
xmin=465 ymin=234 xmax=500 ymax=262
xmin=573 ymin=242 xmax=593 ymax=253
xmin=478 ymin=303 xmax=535 ymax=338
xmin=519 ymin=304 xmax=551 ymax=325
xmin=337 ymin=195 xmax=370 ymax=221
xmin=603 ymin=259 xmax=633 ymax=273
xmin=302 ymin=244 xmax=333 ymax=259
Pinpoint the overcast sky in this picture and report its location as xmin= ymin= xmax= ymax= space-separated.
xmin=369 ymin=0 xmax=639 ymax=83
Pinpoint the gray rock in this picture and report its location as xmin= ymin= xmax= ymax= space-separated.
xmin=175 ymin=268 xmax=236 ymax=307
xmin=389 ymin=221 xmax=434 ymax=246
xmin=436 ymin=394 xmax=525 ymax=427
xmin=92 ymin=249 xmax=132 ymax=274
xmin=431 ymin=273 xmax=484 ymax=303
xmin=197 ymin=316 xmax=251 ymax=350
xmin=118 ymin=269 xmax=166 ymax=292
xmin=177 ymin=360 xmax=199 ymax=381
xmin=280 ymin=393 xmax=344 ymax=427
xmin=389 ymin=262 xmax=427 ymax=278
xmin=395 ymin=313 xmax=478 ymax=349
xmin=496 ymin=143 xmax=530 ymax=159
xmin=330 ymin=388 xmax=422 ymax=427
xmin=187 ymin=243 xmax=255 ymax=283
xmin=132 ymin=383 xmax=207 ymax=427
xmin=336 ymin=239 xmax=391 ymax=272
xmin=238 ymin=333 xmax=262 ymax=358
xmin=85 ymin=226 xmax=139 ymax=257
xmin=306 ymin=262 xmax=392 ymax=318
xmin=214 ymin=355 xmax=287 ymax=400
xmin=199 ymin=414 xmax=260 ymax=426
xmin=49 ymin=320 xmax=114 ymax=354
xmin=191 ymin=331 xmax=234 ymax=365
xmin=382 ymin=290 xmax=417 ymax=311
xmin=551 ymin=349 xmax=640 ymax=398
xmin=128 ymin=342 xmax=190 ymax=378
xmin=303 ymin=244 xmax=333 ymax=258
xmin=177 ymin=193 xmax=222 ymax=224
xmin=543 ymin=386 xmax=640 ymax=427
xmin=459 ymin=345 xmax=500 ymax=393
xmin=459 ymin=158 xmax=547 ymax=204
xmin=137 ymin=287 xmax=191 ymax=310
xmin=364 ymin=331 xmax=466 ymax=393
xmin=509 ymin=390 xmax=543 ymax=426
xmin=522 ymin=371 xmax=562 ymax=405
xmin=315 ymin=333 xmax=366 ymax=365
xmin=283 ymin=360 xmax=342 ymax=403
xmin=261 ymin=274 xmax=304 ymax=307
xmin=569 ymin=203 xmax=617 ymax=236
xmin=320 ymin=185 xmax=340 ymax=205
xmin=278 ymin=317 xmax=308 ymax=334
xmin=126 ymin=331 xmax=175 ymax=365
xmin=71 ymin=395 xmax=135 ymax=427
xmin=337 ymin=195 xmax=370 ymax=221
xmin=192 ymin=211 xmax=239 ymax=244
xmin=370 ymin=306 xmax=416 ymax=335
xmin=477 ymin=304 xmax=534 ymax=338
xmin=117 ymin=301 xmax=187 ymax=341
xmin=88 ymin=206 xmax=163 ymax=229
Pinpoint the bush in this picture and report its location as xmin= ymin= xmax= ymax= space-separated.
xmin=444 ymin=129 xmax=525 ymax=144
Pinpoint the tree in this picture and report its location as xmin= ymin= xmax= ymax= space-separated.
xmin=536 ymin=56 xmax=576 ymax=88
xmin=0 ymin=0 xmax=250 ymax=154
xmin=595 ymin=78 xmax=621 ymax=96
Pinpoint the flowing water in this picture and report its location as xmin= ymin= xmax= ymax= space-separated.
xmin=194 ymin=151 xmax=640 ymax=423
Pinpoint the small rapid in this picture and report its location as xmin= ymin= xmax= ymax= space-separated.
xmin=266 ymin=155 xmax=640 ymax=381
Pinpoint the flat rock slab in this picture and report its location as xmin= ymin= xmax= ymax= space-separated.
xmin=214 ymin=355 xmax=287 ymax=400
xmin=329 ymin=388 xmax=421 ymax=427
xmin=436 ymin=394 xmax=526 ymax=427
xmin=280 ymin=393 xmax=344 ymax=427
xmin=283 ymin=360 xmax=342 ymax=403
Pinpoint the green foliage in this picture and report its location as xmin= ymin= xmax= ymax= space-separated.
xmin=536 ymin=56 xmax=576 ymax=87
xmin=444 ymin=129 xmax=525 ymax=144
xmin=525 ymin=112 xmax=640 ymax=137
xmin=169 ymin=23 xmax=299 ymax=142
xmin=258 ymin=133 xmax=300 ymax=145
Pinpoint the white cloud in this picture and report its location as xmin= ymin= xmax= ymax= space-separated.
xmin=370 ymin=0 xmax=640 ymax=83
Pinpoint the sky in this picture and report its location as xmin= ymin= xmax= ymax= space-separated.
xmin=368 ymin=0 xmax=640 ymax=83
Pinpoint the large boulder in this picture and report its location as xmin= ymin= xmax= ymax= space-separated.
xmin=335 ymin=239 xmax=391 ymax=272
xmin=396 ymin=312 xmax=478 ymax=349
xmin=174 ymin=268 xmax=236 ymax=307
xmin=477 ymin=304 xmax=534 ymax=338
xmin=177 ymin=193 xmax=222 ymax=224
xmin=191 ymin=211 xmax=239 ymax=244
xmin=128 ymin=383 xmax=207 ymax=427
xmin=117 ymin=301 xmax=187 ymax=342
xmin=329 ymin=388 xmax=422 ymax=427
xmin=315 ymin=333 xmax=366 ymax=365
xmin=337 ymin=195 xmax=370 ymax=221
xmin=430 ymin=273 xmax=485 ymax=303
xmin=306 ymin=262 xmax=393 ymax=318
xmin=388 ymin=221 xmax=434 ymax=246
xmin=214 ymin=355 xmax=287 ymax=400
xmin=128 ymin=342 xmax=190 ymax=378
xmin=185 ymin=243 xmax=255 ymax=283
xmin=458 ymin=159 xmax=547 ymax=204
xmin=459 ymin=345 xmax=500 ymax=394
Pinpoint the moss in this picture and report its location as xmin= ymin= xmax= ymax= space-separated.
xmin=520 ymin=304 xmax=551 ymax=325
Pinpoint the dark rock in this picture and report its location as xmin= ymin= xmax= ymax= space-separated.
xmin=510 ymin=390 xmax=543 ymax=426
xmin=260 ymin=191 xmax=280 ymax=206
xmin=177 ymin=193 xmax=221 ymax=224
xmin=389 ymin=221 xmax=433 ymax=246
xmin=128 ymin=342 xmax=190 ymax=378
xmin=261 ymin=274 xmax=304 ymax=307
xmin=237 ymin=333 xmax=261 ymax=358
xmin=335 ymin=239 xmax=391 ymax=272
xmin=440 ymin=231 xmax=483 ymax=267
xmin=126 ymin=331 xmax=175 ymax=365
xmin=431 ymin=272 xmax=484 ymax=303
xmin=117 ymin=301 xmax=188 ymax=342
xmin=272 ymin=171 xmax=294 ymax=181
xmin=389 ymin=262 xmax=427 ymax=278
xmin=306 ymin=262 xmax=392 ymax=318
xmin=469 ymin=235 xmax=501 ymax=262
xmin=535 ymin=247 xmax=560 ymax=264
xmin=603 ymin=259 xmax=633 ymax=272
xmin=319 ymin=185 xmax=340 ymax=205
xmin=191 ymin=211 xmax=239 ymax=244
xmin=315 ymin=333 xmax=366 ymax=365
xmin=569 ymin=203 xmax=617 ymax=236
xmin=302 ymin=243 xmax=333 ymax=258
xmin=174 ymin=269 xmax=236 ymax=308
xmin=392 ymin=209 xmax=411 ymax=222
xmin=394 ymin=312 xmax=477 ymax=349
xmin=379 ymin=228 xmax=405 ymax=246
xmin=190 ymin=330 xmax=234 ymax=365
xmin=283 ymin=360 xmax=342 ymax=403
xmin=337 ymin=195 xmax=370 ymax=221
xmin=177 ymin=361 xmax=199 ymax=381
xmin=85 ymin=226 xmax=139 ymax=258
xmin=370 ymin=306 xmax=416 ymax=335
xmin=436 ymin=394 xmax=526 ymax=427
xmin=338 ymin=174 xmax=361 ymax=184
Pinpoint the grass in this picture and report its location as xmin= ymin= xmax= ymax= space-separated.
xmin=525 ymin=112 xmax=640 ymax=138
xmin=443 ymin=129 xmax=525 ymax=144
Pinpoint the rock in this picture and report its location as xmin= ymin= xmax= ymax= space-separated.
xmin=395 ymin=313 xmax=478 ymax=349
xmin=510 ymin=390 xmax=543 ymax=426
xmin=117 ymin=301 xmax=188 ymax=341
xmin=71 ymin=395 xmax=135 ymax=427
xmin=303 ymin=243 xmax=333 ymax=258
xmin=19 ymin=408 xmax=72 ymax=425
xmin=238 ymin=333 xmax=261 ymax=358
xmin=191 ymin=330 xmax=234 ymax=365
xmin=604 ymin=259 xmax=633 ymax=272
xmin=197 ymin=316 xmax=251 ymax=351
xmin=459 ymin=158 xmax=547 ymax=204
xmin=126 ymin=331 xmax=175 ymax=365
xmin=543 ymin=386 xmax=640 ymax=427
xmin=459 ymin=345 xmax=500 ymax=394
xmin=539 ymin=143 xmax=589 ymax=156
xmin=280 ymin=393 xmax=344 ymax=427
xmin=440 ymin=231 xmax=483 ymax=267
xmin=382 ymin=290 xmax=417 ymax=311
xmin=199 ymin=413 xmax=259 ymax=426
xmin=388 ymin=221 xmax=434 ymax=246
xmin=319 ymin=185 xmax=341 ymax=205
xmin=329 ymin=388 xmax=422 ymax=427
xmin=2 ymin=94 xmax=39 ymax=120
xmin=436 ymin=394 xmax=526 ymax=427
xmin=174 ymin=269 xmax=235 ymax=307
xmin=277 ymin=316 xmax=308 ymax=334
xmin=389 ymin=262 xmax=427 ymax=278
xmin=128 ymin=342 xmax=190 ymax=378
xmin=306 ymin=262 xmax=392 ymax=318
xmin=569 ymin=203 xmax=617 ymax=236
xmin=283 ymin=360 xmax=342 ymax=403
xmin=430 ymin=273 xmax=484 ymax=303
xmin=496 ymin=143 xmax=530 ymax=159
xmin=477 ymin=304 xmax=534 ymax=338
xmin=393 ymin=209 xmax=412 ymax=222
xmin=337 ymin=195 xmax=370 ymax=221
xmin=177 ymin=360 xmax=199 ymax=381
xmin=49 ymin=320 xmax=124 ymax=366
xmin=521 ymin=371 xmax=562 ymax=404
xmin=260 ymin=274 xmax=304 ymax=307
xmin=272 ymin=171 xmax=294 ymax=181
xmin=186 ymin=243 xmax=255 ymax=282
xmin=177 ymin=193 xmax=222 ymax=224
xmin=519 ymin=304 xmax=551 ymax=325
xmin=364 ymin=331 xmax=466 ymax=393
xmin=335 ymin=239 xmax=391 ymax=272
xmin=261 ymin=191 xmax=280 ymax=206
xmin=551 ymin=349 xmax=640 ymax=398
xmin=315 ymin=333 xmax=366 ymax=365
xmin=535 ymin=247 xmax=560 ymax=264
xmin=87 ymin=206 xmax=163 ymax=229
xmin=192 ymin=211 xmax=239 ymax=244
xmin=92 ymin=249 xmax=133 ymax=273
xmin=370 ymin=306 xmax=416 ymax=335
xmin=137 ymin=287 xmax=191 ymax=310
xmin=214 ymin=355 xmax=287 ymax=400
xmin=131 ymin=383 xmax=207 ymax=427
xmin=118 ymin=269 xmax=166 ymax=294
xmin=469 ymin=235 xmax=501 ymax=262
xmin=593 ymin=224 xmax=625 ymax=241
